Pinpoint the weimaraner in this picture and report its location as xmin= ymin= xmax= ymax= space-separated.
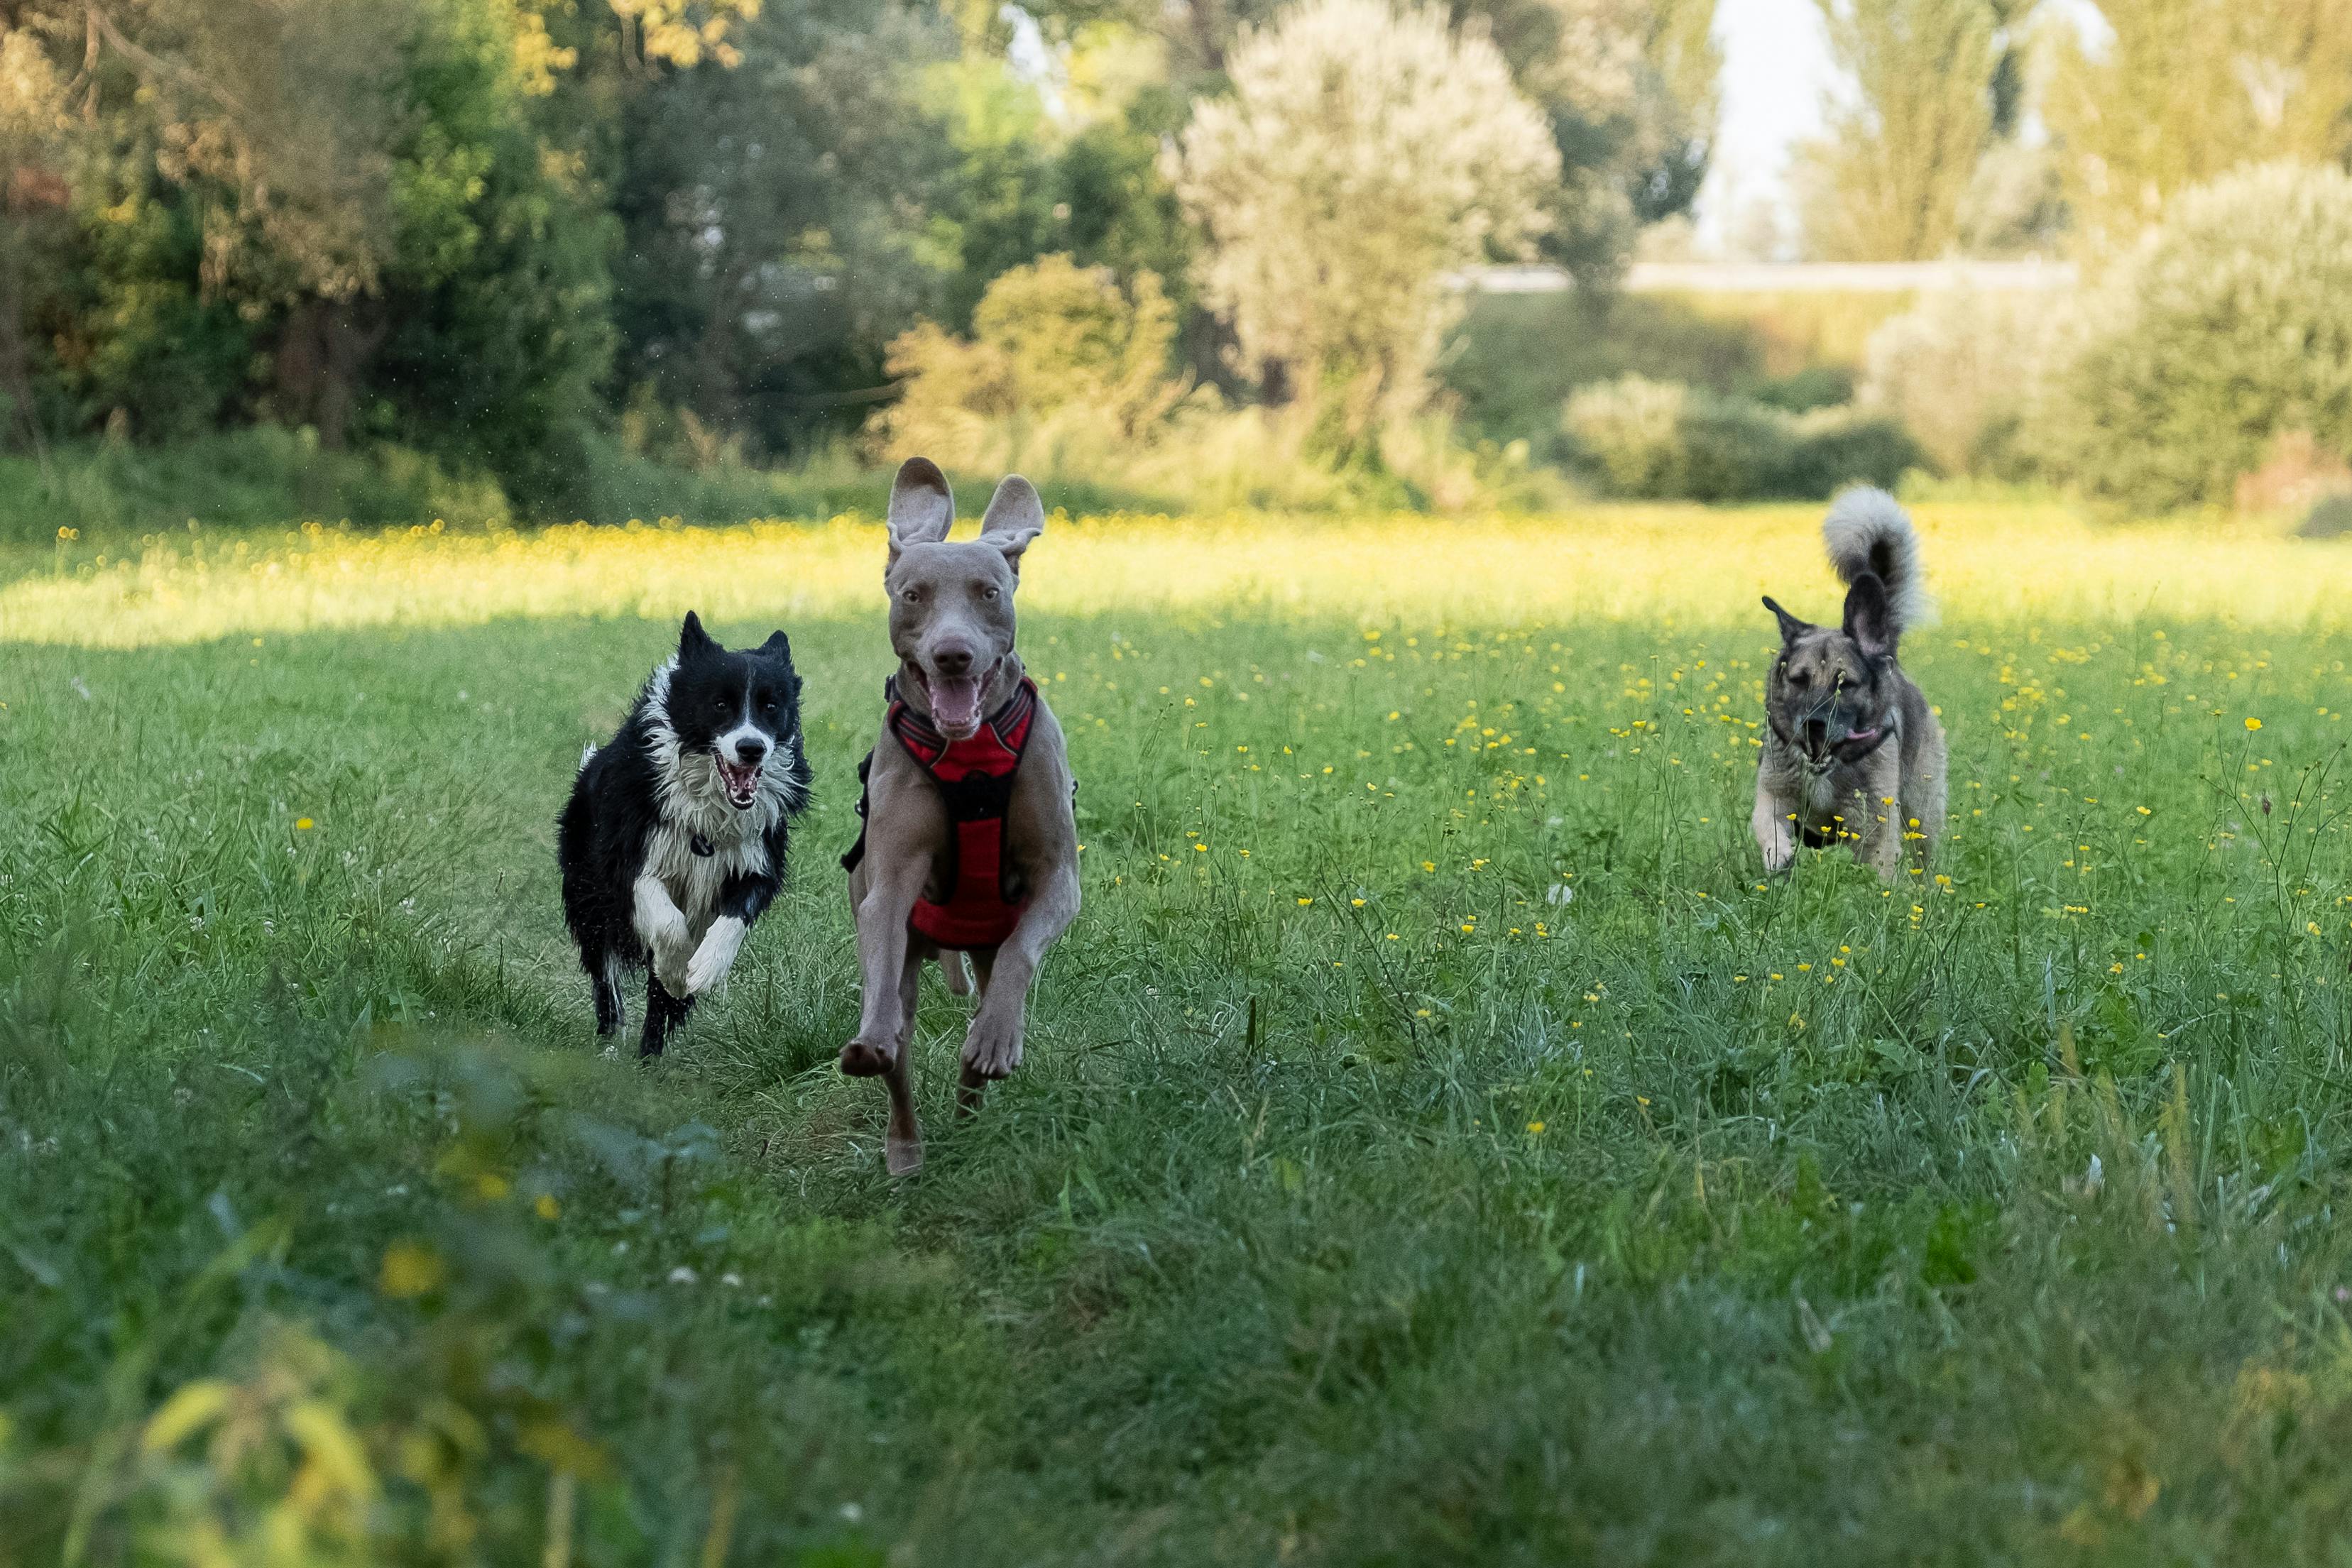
xmin=840 ymin=458 xmax=1080 ymax=1174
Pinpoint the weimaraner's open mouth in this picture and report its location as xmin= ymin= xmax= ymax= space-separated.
xmin=909 ymin=658 xmax=1000 ymax=739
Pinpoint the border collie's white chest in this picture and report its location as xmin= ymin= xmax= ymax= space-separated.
xmin=642 ymin=812 xmax=770 ymax=938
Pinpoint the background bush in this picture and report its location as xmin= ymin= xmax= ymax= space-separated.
xmin=1563 ymin=373 xmax=1925 ymax=500
xmin=1861 ymin=283 xmax=2063 ymax=477
xmin=2050 ymin=161 xmax=2352 ymax=512
xmin=868 ymin=256 xmax=1195 ymax=477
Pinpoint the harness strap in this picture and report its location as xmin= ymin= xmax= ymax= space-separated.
xmin=841 ymin=675 xmax=1040 ymax=950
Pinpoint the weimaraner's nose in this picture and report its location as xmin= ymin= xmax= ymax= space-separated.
xmin=933 ymin=645 xmax=975 ymax=676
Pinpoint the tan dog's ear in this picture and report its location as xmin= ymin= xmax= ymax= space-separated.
xmin=1762 ymin=596 xmax=1810 ymax=645
xmin=887 ymin=457 xmax=954 ymax=564
xmin=978 ymin=473 xmax=1044 ymax=573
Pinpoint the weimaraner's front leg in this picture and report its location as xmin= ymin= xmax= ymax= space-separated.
xmin=882 ymin=948 xmax=924 ymax=1175
xmin=958 ymin=865 xmax=1079 ymax=1095
xmin=843 ymin=847 xmax=927 ymax=1078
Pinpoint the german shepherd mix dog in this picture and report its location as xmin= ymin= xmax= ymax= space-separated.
xmin=559 ymin=613 xmax=811 ymax=1056
xmin=841 ymin=458 xmax=1079 ymax=1175
xmin=1754 ymin=488 xmax=1947 ymax=880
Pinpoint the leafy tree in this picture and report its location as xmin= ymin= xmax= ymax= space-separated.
xmin=1455 ymin=0 xmax=1722 ymax=276
xmin=606 ymin=0 xmax=957 ymax=455
xmin=1793 ymin=0 xmax=2017 ymax=261
xmin=1176 ymin=0 xmax=1559 ymax=435
xmin=0 ymin=21 xmax=68 ymax=454
xmin=2043 ymin=0 xmax=2352 ymax=255
xmin=363 ymin=0 xmax=617 ymax=510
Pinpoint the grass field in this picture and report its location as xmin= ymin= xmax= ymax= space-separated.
xmin=9 ymin=502 xmax=2352 ymax=1563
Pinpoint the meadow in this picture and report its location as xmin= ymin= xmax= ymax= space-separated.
xmin=7 ymin=502 xmax=2352 ymax=1564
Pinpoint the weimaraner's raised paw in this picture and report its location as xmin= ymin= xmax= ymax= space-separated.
xmin=838 ymin=1037 xmax=895 ymax=1078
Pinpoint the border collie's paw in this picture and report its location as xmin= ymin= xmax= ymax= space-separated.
xmin=960 ymin=1011 xmax=1023 ymax=1080
xmin=684 ymin=916 xmax=746 ymax=995
xmin=653 ymin=943 xmax=694 ymax=999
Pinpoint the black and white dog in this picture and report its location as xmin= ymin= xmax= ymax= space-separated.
xmin=558 ymin=613 xmax=811 ymax=1056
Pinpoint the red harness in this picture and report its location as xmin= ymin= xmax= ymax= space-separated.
xmin=843 ymin=676 xmax=1039 ymax=950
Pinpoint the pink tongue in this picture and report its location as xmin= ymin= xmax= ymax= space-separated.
xmin=931 ymin=674 xmax=983 ymax=730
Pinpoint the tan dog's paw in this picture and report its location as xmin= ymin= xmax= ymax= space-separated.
xmin=885 ymin=1130 xmax=924 ymax=1176
xmin=838 ymin=1036 xmax=897 ymax=1078
xmin=959 ymin=1011 xmax=1024 ymax=1080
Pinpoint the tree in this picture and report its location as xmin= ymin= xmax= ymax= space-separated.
xmin=1793 ymin=0 xmax=2017 ymax=261
xmin=0 ymin=21 xmax=68 ymax=455
xmin=1455 ymin=0 xmax=1723 ymax=276
xmin=1175 ymin=0 xmax=1559 ymax=436
xmin=606 ymin=0 xmax=958 ymax=455
xmin=2042 ymin=0 xmax=2352 ymax=256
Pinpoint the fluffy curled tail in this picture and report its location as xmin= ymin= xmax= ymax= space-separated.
xmin=1823 ymin=487 xmax=1933 ymax=637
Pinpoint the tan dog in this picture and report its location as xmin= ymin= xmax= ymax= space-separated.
xmin=841 ymin=458 xmax=1080 ymax=1174
xmin=1753 ymin=488 xmax=1947 ymax=881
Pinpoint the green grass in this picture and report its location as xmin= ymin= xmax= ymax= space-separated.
xmin=9 ymin=537 xmax=2352 ymax=1562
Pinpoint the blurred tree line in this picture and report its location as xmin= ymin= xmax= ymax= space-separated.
xmin=0 ymin=0 xmax=1719 ymax=515
xmin=1791 ymin=0 xmax=2352 ymax=263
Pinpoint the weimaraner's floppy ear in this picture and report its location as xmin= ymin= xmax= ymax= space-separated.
xmin=1761 ymin=596 xmax=1810 ymax=645
xmin=978 ymin=473 xmax=1045 ymax=574
xmin=886 ymin=457 xmax=955 ymax=566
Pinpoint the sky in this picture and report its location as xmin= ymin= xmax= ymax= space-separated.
xmin=1694 ymin=0 xmax=1834 ymax=252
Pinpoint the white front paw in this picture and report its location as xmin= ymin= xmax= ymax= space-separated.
xmin=683 ymin=917 xmax=746 ymax=996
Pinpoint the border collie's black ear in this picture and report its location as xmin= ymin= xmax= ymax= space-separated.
xmin=1842 ymin=573 xmax=1896 ymax=658
xmin=757 ymin=630 xmax=791 ymax=664
xmin=1762 ymin=596 xmax=1810 ymax=645
xmin=679 ymin=611 xmax=715 ymax=659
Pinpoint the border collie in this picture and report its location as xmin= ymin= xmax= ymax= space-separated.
xmin=558 ymin=613 xmax=811 ymax=1056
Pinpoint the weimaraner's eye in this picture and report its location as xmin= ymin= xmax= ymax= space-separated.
xmin=901 ymin=586 xmax=921 ymax=603
xmin=981 ymin=585 xmax=1000 ymax=601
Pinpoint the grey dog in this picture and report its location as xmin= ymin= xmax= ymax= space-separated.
xmin=1752 ymin=488 xmax=1947 ymax=881
xmin=840 ymin=458 xmax=1081 ymax=1175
